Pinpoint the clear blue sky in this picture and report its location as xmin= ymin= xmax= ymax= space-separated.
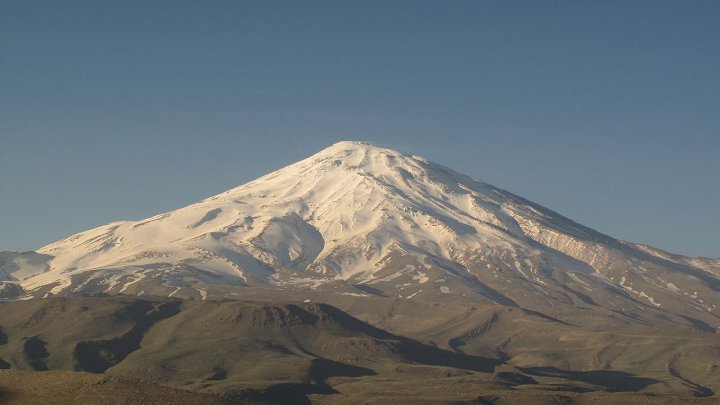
xmin=1 ymin=1 xmax=718 ymax=257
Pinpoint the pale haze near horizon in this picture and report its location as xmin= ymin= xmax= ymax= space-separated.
xmin=0 ymin=1 xmax=718 ymax=257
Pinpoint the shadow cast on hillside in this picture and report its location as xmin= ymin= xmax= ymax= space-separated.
xmin=518 ymin=366 xmax=660 ymax=392
xmin=73 ymin=300 xmax=182 ymax=373
xmin=351 ymin=284 xmax=386 ymax=297
xmin=22 ymin=336 xmax=49 ymax=371
xmin=226 ymin=359 xmax=376 ymax=405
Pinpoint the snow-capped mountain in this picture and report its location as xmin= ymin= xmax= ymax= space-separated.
xmin=2 ymin=141 xmax=719 ymax=328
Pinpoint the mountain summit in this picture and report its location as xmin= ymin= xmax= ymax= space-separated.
xmin=2 ymin=141 xmax=719 ymax=329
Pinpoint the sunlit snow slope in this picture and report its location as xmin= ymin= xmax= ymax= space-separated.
xmin=2 ymin=141 xmax=719 ymax=328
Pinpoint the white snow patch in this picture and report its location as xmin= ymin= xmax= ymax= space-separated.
xmin=406 ymin=290 xmax=422 ymax=299
xmin=338 ymin=292 xmax=368 ymax=297
xmin=289 ymin=247 xmax=301 ymax=261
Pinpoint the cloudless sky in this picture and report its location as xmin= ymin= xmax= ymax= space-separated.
xmin=1 ymin=1 xmax=718 ymax=257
